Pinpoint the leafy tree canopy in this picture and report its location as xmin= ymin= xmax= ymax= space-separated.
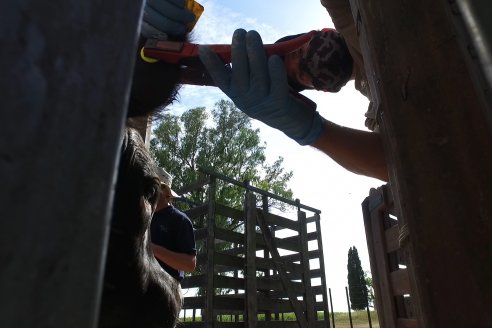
xmin=150 ymin=99 xmax=294 ymax=212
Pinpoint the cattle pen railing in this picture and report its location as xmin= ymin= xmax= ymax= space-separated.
xmin=176 ymin=168 xmax=331 ymax=328
xmin=362 ymin=185 xmax=417 ymax=328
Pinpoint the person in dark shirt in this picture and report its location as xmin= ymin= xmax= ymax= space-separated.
xmin=151 ymin=167 xmax=196 ymax=282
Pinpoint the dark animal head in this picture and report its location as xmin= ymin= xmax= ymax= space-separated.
xmin=99 ymin=28 xmax=189 ymax=327
xmin=127 ymin=37 xmax=183 ymax=119
xmin=99 ymin=128 xmax=182 ymax=328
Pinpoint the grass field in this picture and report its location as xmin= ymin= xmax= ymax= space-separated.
xmin=181 ymin=310 xmax=379 ymax=327
xmin=330 ymin=311 xmax=379 ymax=328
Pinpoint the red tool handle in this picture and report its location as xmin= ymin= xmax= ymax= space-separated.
xmin=143 ymin=30 xmax=318 ymax=65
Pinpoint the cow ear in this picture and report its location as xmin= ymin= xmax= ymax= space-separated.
xmin=127 ymin=35 xmax=188 ymax=118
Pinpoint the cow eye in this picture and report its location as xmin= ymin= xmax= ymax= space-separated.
xmin=144 ymin=181 xmax=160 ymax=204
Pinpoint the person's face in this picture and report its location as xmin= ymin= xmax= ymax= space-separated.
xmin=156 ymin=184 xmax=172 ymax=210
xmin=283 ymin=41 xmax=314 ymax=89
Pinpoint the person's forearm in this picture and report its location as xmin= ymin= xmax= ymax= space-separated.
xmin=151 ymin=243 xmax=196 ymax=272
xmin=312 ymin=119 xmax=388 ymax=181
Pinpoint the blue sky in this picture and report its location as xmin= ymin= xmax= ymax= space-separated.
xmin=164 ymin=0 xmax=384 ymax=311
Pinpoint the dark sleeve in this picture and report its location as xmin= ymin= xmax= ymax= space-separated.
xmin=177 ymin=215 xmax=196 ymax=255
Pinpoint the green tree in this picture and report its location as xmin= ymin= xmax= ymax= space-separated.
xmin=150 ymin=100 xmax=294 ymax=294
xmin=150 ymin=99 xmax=294 ymax=211
xmin=347 ymin=246 xmax=368 ymax=310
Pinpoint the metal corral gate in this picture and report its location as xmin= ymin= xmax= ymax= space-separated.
xmin=177 ymin=168 xmax=331 ymax=328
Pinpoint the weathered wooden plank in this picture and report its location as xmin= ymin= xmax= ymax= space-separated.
xmin=214 ymin=275 xmax=244 ymax=290
xmin=216 ymin=203 xmax=246 ymax=222
xmin=215 ymin=227 xmax=301 ymax=253
xmin=299 ymin=212 xmax=316 ymax=326
xmin=281 ymin=250 xmax=321 ymax=263
xmin=274 ymin=236 xmax=303 ymax=252
xmin=396 ymin=318 xmax=419 ymax=328
xmin=261 ymin=210 xmax=300 ymax=231
xmin=257 ymin=277 xmax=285 ymax=292
xmin=182 ymin=274 xmax=207 ymax=289
xmin=390 ymin=269 xmax=411 ymax=296
xmin=257 ymin=258 xmax=303 ymax=275
xmin=306 ymin=231 xmax=320 ymax=242
xmin=214 ymin=252 xmax=244 ymax=269
xmin=258 ymin=277 xmax=304 ymax=293
xmin=455 ymin=0 xmax=492 ymax=120
xmin=185 ymin=204 xmax=209 ymax=220
xmin=361 ymin=190 xmax=397 ymax=328
xmin=385 ymin=225 xmax=400 ymax=253
xmin=313 ymin=301 xmax=328 ymax=312
xmin=213 ymin=251 xmax=302 ymax=276
xmin=184 ymin=294 xmax=246 ymax=312
xmin=216 ymin=227 xmax=244 ymax=244
xmin=256 ymin=211 xmax=308 ymax=328
xmin=261 ymin=195 xmax=273 ymax=322
xmin=314 ymin=213 xmax=331 ymax=324
xmin=0 ymin=1 xmax=144 ymax=327
xmin=257 ymin=293 xmax=306 ymax=312
xmin=352 ymin=0 xmax=492 ymax=326
xmin=183 ymin=296 xmax=206 ymax=309
xmin=305 ymin=215 xmax=318 ymax=224
xmin=281 ymin=231 xmax=318 ymax=246
xmin=205 ymin=179 xmax=217 ymax=327
xmin=221 ymin=247 xmax=245 ymax=257
xmin=215 ymin=295 xmax=245 ymax=311
xmin=281 ymin=234 xmax=300 ymax=246
xmin=265 ymin=271 xmax=307 ymax=283
xmin=245 ymin=193 xmax=258 ymax=328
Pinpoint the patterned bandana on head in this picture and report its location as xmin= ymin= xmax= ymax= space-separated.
xmin=300 ymin=28 xmax=353 ymax=92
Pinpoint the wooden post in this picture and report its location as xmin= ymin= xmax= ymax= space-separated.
xmin=350 ymin=0 xmax=492 ymax=327
xmin=262 ymin=195 xmax=272 ymax=322
xmin=245 ymin=192 xmax=258 ymax=328
xmin=456 ymin=0 xmax=492 ymax=116
xmin=205 ymin=177 xmax=217 ymax=327
xmin=314 ymin=213 xmax=331 ymax=327
xmin=299 ymin=211 xmax=315 ymax=327
xmin=256 ymin=211 xmax=307 ymax=328
xmin=0 ymin=1 xmax=143 ymax=327
xmin=361 ymin=189 xmax=397 ymax=328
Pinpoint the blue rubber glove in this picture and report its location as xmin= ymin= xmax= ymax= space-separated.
xmin=198 ymin=29 xmax=325 ymax=146
xmin=142 ymin=0 xmax=196 ymax=38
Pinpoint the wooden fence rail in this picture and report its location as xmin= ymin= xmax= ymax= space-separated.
xmin=362 ymin=185 xmax=417 ymax=328
xmin=177 ymin=169 xmax=330 ymax=328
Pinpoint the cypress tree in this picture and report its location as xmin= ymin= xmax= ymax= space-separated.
xmin=347 ymin=246 xmax=368 ymax=310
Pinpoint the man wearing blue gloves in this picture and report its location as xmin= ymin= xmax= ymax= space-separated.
xmin=129 ymin=0 xmax=196 ymax=118
xmin=137 ymin=0 xmax=388 ymax=181
xmin=198 ymin=30 xmax=387 ymax=181
xmin=141 ymin=0 xmax=196 ymax=38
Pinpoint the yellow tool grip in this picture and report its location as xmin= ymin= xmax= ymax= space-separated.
xmin=185 ymin=0 xmax=204 ymax=32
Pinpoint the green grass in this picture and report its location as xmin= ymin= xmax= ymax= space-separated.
xmin=330 ymin=311 xmax=379 ymax=328
xmin=181 ymin=311 xmax=379 ymax=327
